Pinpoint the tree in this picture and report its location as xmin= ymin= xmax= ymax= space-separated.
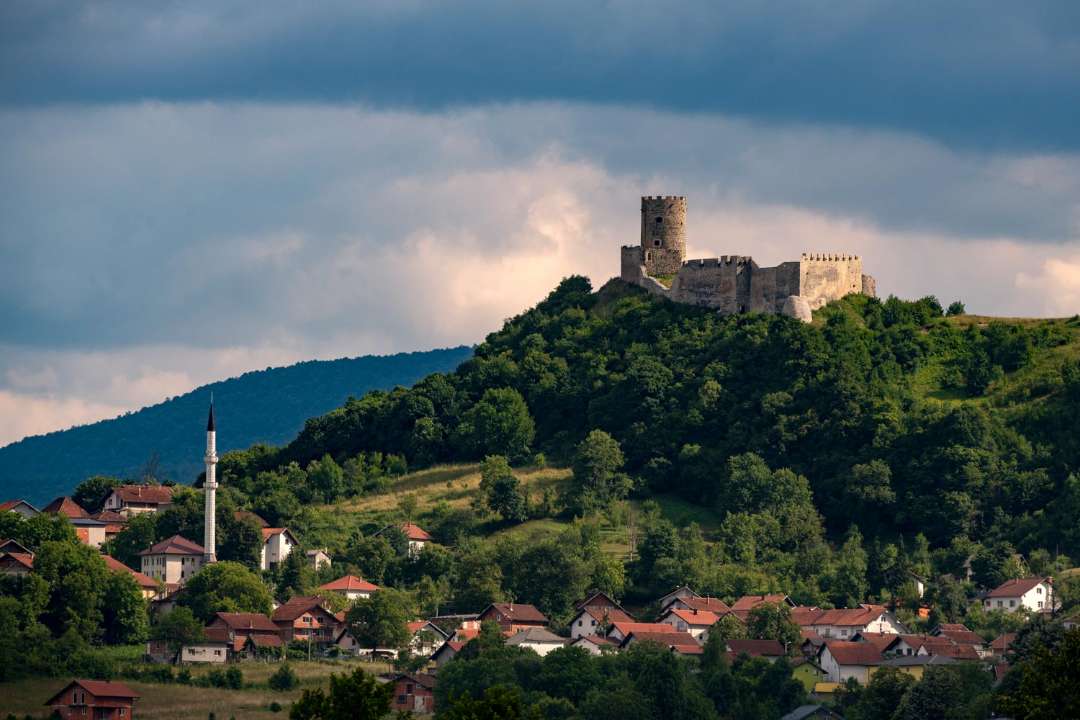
xmin=829 ymin=526 xmax=869 ymax=607
xmin=745 ymin=603 xmax=800 ymax=651
xmin=152 ymin=607 xmax=205 ymax=658
xmin=33 ymin=540 xmax=110 ymax=642
xmin=455 ymin=388 xmax=535 ymax=462
xmin=346 ymin=588 xmax=411 ymax=654
xmin=108 ymin=512 xmax=159 ymax=568
xmin=307 ymin=454 xmax=346 ymax=502
xmin=893 ymin=664 xmax=993 ymax=720
xmin=440 ymin=685 xmax=543 ymax=720
xmin=277 ymin=548 xmax=309 ymax=599
xmin=179 ymin=562 xmax=273 ymax=622
xmin=289 ymin=667 xmax=392 ymax=720
xmin=947 ymin=301 xmax=966 ymax=316
xmin=570 ymin=430 xmax=630 ymax=514
xmin=101 ymin=571 xmax=149 ymax=644
xmin=842 ymin=666 xmax=916 ymax=720
xmin=73 ymin=475 xmax=120 ymax=514
xmin=479 ymin=455 xmax=527 ymax=522
xmin=997 ymin=627 xmax=1080 ymax=719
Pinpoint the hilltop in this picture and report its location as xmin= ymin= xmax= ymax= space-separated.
xmin=208 ymin=276 xmax=1079 ymax=612
xmin=0 ymin=347 xmax=472 ymax=505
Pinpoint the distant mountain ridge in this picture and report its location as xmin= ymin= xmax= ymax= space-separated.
xmin=0 ymin=346 xmax=473 ymax=505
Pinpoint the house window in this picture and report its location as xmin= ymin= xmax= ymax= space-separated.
xmin=997 ymin=601 xmax=1003 ymax=608
xmin=1010 ymin=600 xmax=1016 ymax=608
xmin=119 ymin=709 xmax=126 ymax=717
xmin=655 ymin=217 xmax=663 ymax=224
xmin=214 ymin=649 xmax=222 ymax=656
xmin=1037 ymin=587 xmax=1043 ymax=594
xmin=1038 ymin=601 xmax=1044 ymax=608
xmin=407 ymin=684 xmax=414 ymax=693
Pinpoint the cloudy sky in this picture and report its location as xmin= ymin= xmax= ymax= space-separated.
xmin=2 ymin=1 xmax=1079 ymax=446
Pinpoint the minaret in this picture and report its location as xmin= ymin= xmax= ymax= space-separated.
xmin=203 ymin=397 xmax=218 ymax=563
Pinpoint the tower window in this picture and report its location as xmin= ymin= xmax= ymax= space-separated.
xmin=653 ymin=239 xmax=661 ymax=247
xmin=655 ymin=217 xmax=663 ymax=223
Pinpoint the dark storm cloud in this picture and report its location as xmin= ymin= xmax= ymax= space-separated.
xmin=1 ymin=1 xmax=1079 ymax=150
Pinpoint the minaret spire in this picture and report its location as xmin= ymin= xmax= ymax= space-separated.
xmin=203 ymin=395 xmax=218 ymax=563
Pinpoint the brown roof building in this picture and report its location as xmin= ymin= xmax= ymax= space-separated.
xmin=103 ymin=484 xmax=174 ymax=516
xmin=273 ymin=596 xmax=343 ymax=645
xmin=479 ymin=602 xmax=548 ymax=632
xmin=42 ymin=496 xmax=89 ymax=519
xmin=45 ymin=679 xmax=139 ymax=720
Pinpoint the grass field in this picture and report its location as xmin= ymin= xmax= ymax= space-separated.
xmin=0 ymin=660 xmax=391 ymax=719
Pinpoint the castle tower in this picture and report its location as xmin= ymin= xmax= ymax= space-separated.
xmin=203 ymin=398 xmax=218 ymax=564
xmin=640 ymin=196 xmax=686 ymax=277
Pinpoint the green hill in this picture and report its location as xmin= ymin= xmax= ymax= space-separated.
xmin=0 ymin=346 xmax=472 ymax=505
xmin=95 ymin=277 xmax=1080 ymax=621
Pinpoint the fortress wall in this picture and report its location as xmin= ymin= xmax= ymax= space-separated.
xmin=671 ymin=256 xmax=751 ymax=312
xmin=750 ymin=261 xmax=802 ymax=313
xmin=799 ymin=255 xmax=864 ymax=309
xmin=621 ymin=245 xmax=644 ymax=282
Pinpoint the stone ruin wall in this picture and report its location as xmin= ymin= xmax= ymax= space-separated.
xmin=798 ymin=254 xmax=866 ymax=310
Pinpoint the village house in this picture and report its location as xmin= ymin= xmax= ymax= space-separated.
xmin=665 ymin=595 xmax=733 ymax=614
xmin=780 ymin=705 xmax=844 ymax=720
xmin=408 ymin=621 xmax=450 ymax=657
xmin=886 ymin=634 xmax=981 ymax=661
xmin=400 ymin=522 xmax=432 ymax=557
xmin=506 ymin=627 xmax=568 ymax=657
xmin=730 ymin=594 xmax=796 ymax=621
xmin=260 ymin=527 xmax=299 ymax=570
xmin=790 ymin=657 xmax=829 ymax=693
xmin=607 ymin=621 xmax=674 ymax=644
xmin=657 ymin=585 xmax=699 ymax=610
xmin=207 ymin=612 xmax=284 ymax=659
xmin=0 ymin=548 xmax=33 ymax=575
xmin=478 ymin=602 xmax=548 ymax=633
xmin=273 ymin=596 xmax=343 ymax=646
xmin=306 ymin=548 xmax=332 ymax=569
xmin=983 ymin=577 xmax=1057 ymax=613
xmin=390 ymin=673 xmax=436 ymax=714
xmin=92 ymin=511 xmax=128 ymax=542
xmin=989 ymin=632 xmax=1016 ymax=658
xmin=803 ymin=605 xmax=907 ymax=639
xmin=71 ymin=517 xmax=109 ymax=549
xmin=0 ymin=499 xmax=39 ymax=518
xmin=138 ymin=535 xmax=205 ymax=585
xmin=102 ymin=554 xmax=161 ymax=599
xmin=180 ymin=626 xmax=231 ymax=664
xmin=660 ymin=607 xmax=723 ymax=641
xmin=103 ymin=484 xmax=174 ymax=516
xmin=620 ymin=630 xmax=702 ymax=655
xmin=431 ymin=640 xmax=466 ymax=668
xmin=818 ymin=641 xmax=883 ymax=684
xmin=42 ymin=496 xmax=89 ymax=519
xmin=932 ymin=623 xmax=988 ymax=657
xmin=570 ymin=634 xmax=618 ymax=655
xmin=318 ymin=575 xmax=380 ymax=601
xmin=879 ymin=654 xmax=957 ymax=680
xmin=45 ymin=679 xmax=139 ymax=720
xmin=569 ymin=597 xmax=634 ymax=639
xmin=726 ymin=639 xmax=786 ymax=660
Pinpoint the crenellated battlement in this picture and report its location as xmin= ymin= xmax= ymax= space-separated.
xmin=621 ymin=196 xmax=875 ymax=319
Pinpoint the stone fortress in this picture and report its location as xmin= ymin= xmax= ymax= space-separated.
xmin=620 ymin=196 xmax=876 ymax=321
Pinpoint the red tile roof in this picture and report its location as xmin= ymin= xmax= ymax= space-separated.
xmin=138 ymin=534 xmax=205 ymax=556
xmin=0 ymin=538 xmax=31 ymax=555
xmin=991 ymin=633 xmax=1016 ymax=652
xmin=213 ymin=612 xmax=280 ymax=632
xmin=824 ymin=640 xmax=884 ymax=666
xmin=575 ymin=590 xmax=623 ymax=610
xmin=664 ymin=607 xmax=722 ymax=626
xmin=0 ymin=500 xmax=37 ymax=513
xmin=42 ymin=496 xmax=88 ymax=519
xmin=482 ymin=602 xmax=548 ymax=624
xmin=111 ymin=485 xmax=174 ymax=505
xmin=726 ymin=639 xmax=785 ymax=657
xmin=1 ymin=552 xmax=33 ymax=570
xmin=609 ymin=622 xmax=673 ymax=637
xmin=680 ymin=596 xmax=732 ymax=613
xmin=855 ymin=633 xmax=902 ymax=652
xmin=101 ymin=554 xmax=159 ymax=590
xmin=790 ymin=606 xmax=825 ymax=626
xmin=578 ymin=605 xmax=635 ymax=625
xmin=46 ymin=680 xmax=139 ymax=705
xmin=934 ymin=624 xmax=985 ymax=646
xmin=261 ymin=527 xmax=298 ymax=543
xmin=811 ymin=605 xmax=888 ymax=627
xmin=272 ymin=596 xmax=338 ymax=622
xmin=986 ymin=577 xmax=1048 ymax=598
xmin=319 ymin=575 xmax=380 ymax=593
xmin=401 ymin=522 xmax=432 ymax=541
xmin=732 ymin=594 xmax=790 ymax=611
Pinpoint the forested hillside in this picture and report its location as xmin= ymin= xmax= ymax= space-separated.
xmin=207 ymin=276 xmax=1080 ymax=617
xmin=0 ymin=347 xmax=472 ymax=504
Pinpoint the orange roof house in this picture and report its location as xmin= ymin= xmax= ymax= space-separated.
xmin=479 ymin=602 xmax=548 ymax=632
xmin=272 ymin=596 xmax=343 ymax=645
xmin=102 ymin=554 xmax=161 ymax=598
xmin=318 ymin=575 xmax=380 ymax=600
xmin=42 ymin=496 xmax=89 ymax=519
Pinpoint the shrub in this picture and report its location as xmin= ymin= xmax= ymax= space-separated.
xmin=269 ymin=702 xmax=282 ymax=713
xmin=268 ymin=663 xmax=299 ymax=691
